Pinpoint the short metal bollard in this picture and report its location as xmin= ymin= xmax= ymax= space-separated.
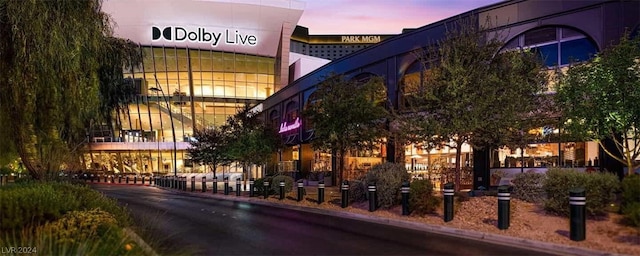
xmin=341 ymin=180 xmax=350 ymax=208
xmin=213 ymin=177 xmax=218 ymax=194
xmin=118 ymin=175 xmax=122 ymax=184
xmin=224 ymin=177 xmax=229 ymax=195
xmin=202 ymin=177 xmax=207 ymax=192
xmin=263 ymin=181 xmax=270 ymax=199
xmin=236 ymin=178 xmax=241 ymax=196
xmin=570 ymin=188 xmax=586 ymax=241
xmin=91 ymin=174 xmax=95 ymax=183
xmin=401 ymin=181 xmax=410 ymax=216
xmin=318 ymin=181 xmax=325 ymax=204
xmin=126 ymin=176 xmax=129 ymax=184
xmin=368 ymin=183 xmax=377 ymax=212
xmin=498 ymin=185 xmax=510 ymax=230
xmin=297 ymin=181 xmax=304 ymax=202
xmin=249 ymin=178 xmax=255 ymax=197
xmin=111 ymin=175 xmax=115 ymax=184
xmin=182 ymin=176 xmax=187 ymax=191
xmin=443 ymin=182 xmax=454 ymax=222
xmin=142 ymin=176 xmax=146 ymax=185
xmin=134 ymin=176 xmax=138 ymax=184
xmin=191 ymin=176 xmax=196 ymax=192
xmin=279 ymin=181 xmax=285 ymax=200
xmin=103 ymin=175 xmax=107 ymax=183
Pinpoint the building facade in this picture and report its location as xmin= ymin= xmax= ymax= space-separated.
xmin=290 ymin=25 xmax=397 ymax=60
xmin=86 ymin=0 xmax=304 ymax=177
xmin=259 ymin=0 xmax=640 ymax=188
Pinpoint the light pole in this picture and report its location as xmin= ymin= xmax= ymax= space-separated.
xmin=149 ymin=83 xmax=177 ymax=178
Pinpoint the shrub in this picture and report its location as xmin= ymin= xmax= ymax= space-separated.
xmin=254 ymin=177 xmax=274 ymax=195
xmin=349 ymin=177 xmax=367 ymax=203
xmin=270 ymin=175 xmax=294 ymax=194
xmin=543 ymin=168 xmax=620 ymax=217
xmin=364 ymin=163 xmax=410 ymax=209
xmin=621 ymin=175 xmax=640 ymax=227
xmin=623 ymin=202 xmax=640 ymax=228
xmin=1 ymin=210 xmax=143 ymax=256
xmin=42 ymin=209 xmax=119 ymax=245
xmin=409 ymin=180 xmax=440 ymax=216
xmin=512 ymin=172 xmax=546 ymax=203
xmin=0 ymin=182 xmax=130 ymax=231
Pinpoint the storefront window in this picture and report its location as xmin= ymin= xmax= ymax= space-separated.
xmin=490 ymin=141 xmax=600 ymax=168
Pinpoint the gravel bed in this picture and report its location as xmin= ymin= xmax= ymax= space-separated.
xmin=267 ymin=192 xmax=640 ymax=255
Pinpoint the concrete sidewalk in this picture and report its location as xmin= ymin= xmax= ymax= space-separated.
xmin=145 ymin=184 xmax=621 ymax=256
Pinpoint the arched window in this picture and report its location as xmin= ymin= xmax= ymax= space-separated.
xmin=303 ymin=90 xmax=318 ymax=132
xmin=399 ymin=61 xmax=431 ymax=110
xmin=269 ymin=109 xmax=279 ymax=131
xmin=502 ymin=26 xmax=598 ymax=67
xmin=285 ymin=101 xmax=299 ymax=124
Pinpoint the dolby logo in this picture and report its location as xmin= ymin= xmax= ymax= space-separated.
xmin=151 ymin=26 xmax=258 ymax=48
xmin=152 ymin=27 xmax=172 ymax=41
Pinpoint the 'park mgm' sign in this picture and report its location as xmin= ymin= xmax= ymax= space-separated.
xmin=341 ymin=35 xmax=381 ymax=43
xmin=152 ymin=26 xmax=258 ymax=48
xmin=279 ymin=117 xmax=301 ymax=134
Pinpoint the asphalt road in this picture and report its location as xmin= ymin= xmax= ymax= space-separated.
xmin=94 ymin=184 xmax=555 ymax=256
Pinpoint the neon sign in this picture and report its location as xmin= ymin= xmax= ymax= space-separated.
xmin=279 ymin=118 xmax=301 ymax=134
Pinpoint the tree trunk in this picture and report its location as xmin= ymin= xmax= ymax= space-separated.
xmin=455 ymin=143 xmax=462 ymax=192
xmin=331 ymin=148 xmax=338 ymax=186
xmin=339 ymin=148 xmax=347 ymax=186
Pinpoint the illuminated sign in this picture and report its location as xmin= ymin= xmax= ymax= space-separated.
xmin=152 ymin=26 xmax=258 ymax=48
xmin=279 ymin=117 xmax=301 ymax=133
xmin=341 ymin=35 xmax=381 ymax=44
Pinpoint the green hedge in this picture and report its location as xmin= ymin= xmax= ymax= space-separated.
xmin=621 ymin=175 xmax=640 ymax=227
xmin=0 ymin=182 xmax=141 ymax=255
xmin=364 ymin=163 xmax=410 ymax=209
xmin=409 ymin=180 xmax=440 ymax=216
xmin=0 ymin=182 xmax=130 ymax=231
xmin=543 ymin=168 xmax=619 ymax=217
xmin=512 ymin=172 xmax=546 ymax=203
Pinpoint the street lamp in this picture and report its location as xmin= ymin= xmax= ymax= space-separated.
xmin=149 ymin=82 xmax=177 ymax=178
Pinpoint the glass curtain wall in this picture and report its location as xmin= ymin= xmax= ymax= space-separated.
xmin=87 ymin=46 xmax=275 ymax=175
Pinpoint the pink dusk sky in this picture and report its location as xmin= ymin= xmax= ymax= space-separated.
xmin=298 ymin=0 xmax=504 ymax=34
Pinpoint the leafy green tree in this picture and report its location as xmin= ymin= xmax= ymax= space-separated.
xmin=303 ymin=74 xmax=390 ymax=185
xmin=224 ymin=104 xmax=282 ymax=181
xmin=96 ymin=37 xmax=143 ymax=139
xmin=188 ymin=126 xmax=231 ymax=178
xmin=0 ymin=0 xmax=139 ymax=179
xmin=407 ymin=19 xmax=548 ymax=191
xmin=556 ymin=33 xmax=640 ymax=176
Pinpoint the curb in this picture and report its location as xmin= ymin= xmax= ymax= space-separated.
xmin=156 ymin=186 xmax=624 ymax=256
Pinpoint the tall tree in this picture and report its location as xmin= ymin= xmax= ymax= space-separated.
xmin=303 ymin=74 xmax=390 ymax=185
xmin=0 ymin=0 xmax=136 ymax=179
xmin=96 ymin=38 xmax=143 ymax=140
xmin=407 ymin=19 xmax=548 ymax=191
xmin=188 ymin=126 xmax=231 ymax=178
xmin=224 ymin=104 xmax=281 ymax=181
xmin=556 ymin=33 xmax=640 ymax=176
